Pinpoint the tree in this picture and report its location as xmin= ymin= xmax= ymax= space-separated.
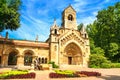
xmin=0 ymin=0 xmax=21 ymax=32
xmin=108 ymin=43 xmax=119 ymax=61
xmin=77 ymin=23 xmax=83 ymax=31
xmin=89 ymin=54 xmax=109 ymax=68
xmin=87 ymin=2 xmax=120 ymax=62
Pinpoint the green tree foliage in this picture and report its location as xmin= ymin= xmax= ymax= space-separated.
xmin=0 ymin=0 xmax=21 ymax=32
xmin=87 ymin=2 xmax=120 ymax=62
xmin=77 ymin=23 xmax=83 ymax=31
xmin=89 ymin=54 xmax=109 ymax=68
xmin=108 ymin=43 xmax=119 ymax=61
xmin=91 ymin=47 xmax=105 ymax=56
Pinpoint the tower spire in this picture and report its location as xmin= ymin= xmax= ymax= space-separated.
xmin=53 ymin=18 xmax=56 ymax=26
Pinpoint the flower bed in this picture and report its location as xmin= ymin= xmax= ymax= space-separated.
xmin=49 ymin=73 xmax=67 ymax=78
xmin=76 ymin=71 xmax=101 ymax=77
xmin=49 ymin=70 xmax=101 ymax=78
xmin=8 ymin=72 xmax=36 ymax=79
xmin=49 ymin=72 xmax=79 ymax=78
xmin=0 ymin=70 xmax=36 ymax=79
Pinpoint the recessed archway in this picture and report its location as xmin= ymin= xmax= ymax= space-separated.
xmin=64 ymin=42 xmax=83 ymax=65
xmin=24 ymin=50 xmax=34 ymax=66
xmin=8 ymin=51 xmax=18 ymax=65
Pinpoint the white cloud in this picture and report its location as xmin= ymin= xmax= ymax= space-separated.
xmin=20 ymin=16 xmax=50 ymax=41
xmin=104 ymin=0 xmax=110 ymax=3
xmin=73 ymin=0 xmax=87 ymax=12
xmin=93 ymin=11 xmax=98 ymax=16
xmin=77 ymin=15 xmax=96 ymax=26
xmin=5 ymin=0 xmax=118 ymax=41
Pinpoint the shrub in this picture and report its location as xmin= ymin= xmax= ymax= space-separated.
xmin=110 ymin=63 xmax=120 ymax=68
xmin=8 ymin=72 xmax=36 ymax=79
xmin=100 ymin=63 xmax=120 ymax=68
xmin=101 ymin=63 xmax=111 ymax=68
xmin=0 ymin=70 xmax=35 ymax=79
xmin=49 ymin=70 xmax=101 ymax=78
xmin=55 ymin=70 xmax=74 ymax=74
xmin=50 ymin=70 xmax=79 ymax=78
xmin=49 ymin=72 xmax=79 ymax=78
xmin=54 ymin=70 xmax=75 ymax=77
xmin=0 ymin=70 xmax=28 ymax=79
xmin=48 ymin=61 xmax=59 ymax=68
xmin=49 ymin=73 xmax=67 ymax=78
xmin=89 ymin=54 xmax=110 ymax=68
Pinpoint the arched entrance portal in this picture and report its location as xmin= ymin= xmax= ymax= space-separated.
xmin=64 ymin=43 xmax=83 ymax=65
xmin=8 ymin=51 xmax=17 ymax=65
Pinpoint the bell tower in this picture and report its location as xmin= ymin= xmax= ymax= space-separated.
xmin=61 ymin=5 xmax=77 ymax=30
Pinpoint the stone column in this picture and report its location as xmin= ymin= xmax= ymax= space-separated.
xmin=17 ymin=55 xmax=24 ymax=69
xmin=1 ymin=54 xmax=8 ymax=67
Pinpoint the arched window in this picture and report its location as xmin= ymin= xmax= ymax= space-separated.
xmin=38 ymin=57 xmax=41 ymax=64
xmin=24 ymin=52 xmax=32 ymax=66
xmin=85 ymin=34 xmax=87 ymax=38
xmin=54 ymin=29 xmax=57 ymax=34
xmin=45 ymin=58 xmax=47 ymax=64
xmin=8 ymin=51 xmax=17 ymax=65
xmin=42 ymin=58 xmax=44 ymax=64
xmin=68 ymin=14 xmax=73 ymax=21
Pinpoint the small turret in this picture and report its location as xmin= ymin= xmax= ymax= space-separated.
xmin=35 ymin=35 xmax=39 ymax=42
xmin=80 ymin=26 xmax=88 ymax=39
xmin=50 ymin=19 xmax=59 ymax=35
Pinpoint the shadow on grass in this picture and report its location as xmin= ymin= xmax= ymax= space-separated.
xmin=98 ymin=75 xmax=120 ymax=80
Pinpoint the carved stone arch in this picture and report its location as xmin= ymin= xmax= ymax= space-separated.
xmin=23 ymin=49 xmax=35 ymax=56
xmin=64 ymin=42 xmax=82 ymax=56
xmin=60 ymin=32 xmax=84 ymax=46
xmin=4 ymin=48 xmax=19 ymax=55
xmin=63 ymin=40 xmax=84 ymax=55
xmin=62 ymin=41 xmax=83 ymax=65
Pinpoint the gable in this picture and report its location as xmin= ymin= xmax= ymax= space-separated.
xmin=59 ymin=30 xmax=85 ymax=46
xmin=63 ymin=5 xmax=76 ymax=13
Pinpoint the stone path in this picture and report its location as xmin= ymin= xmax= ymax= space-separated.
xmin=0 ymin=68 xmax=120 ymax=80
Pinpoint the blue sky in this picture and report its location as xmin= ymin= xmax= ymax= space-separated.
xmin=1 ymin=0 xmax=120 ymax=41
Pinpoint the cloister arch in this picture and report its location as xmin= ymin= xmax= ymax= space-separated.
xmin=6 ymin=49 xmax=19 ymax=65
xmin=8 ymin=51 xmax=18 ymax=65
xmin=23 ymin=50 xmax=34 ymax=66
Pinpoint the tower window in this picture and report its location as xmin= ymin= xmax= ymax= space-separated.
xmin=68 ymin=14 xmax=73 ymax=21
xmin=54 ymin=29 xmax=57 ymax=34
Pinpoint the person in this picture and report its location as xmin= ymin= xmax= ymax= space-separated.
xmin=34 ymin=58 xmax=38 ymax=70
xmin=34 ymin=58 xmax=42 ymax=70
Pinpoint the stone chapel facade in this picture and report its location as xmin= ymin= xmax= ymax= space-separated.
xmin=0 ymin=5 xmax=90 ymax=68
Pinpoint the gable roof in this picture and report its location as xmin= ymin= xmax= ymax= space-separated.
xmin=63 ymin=5 xmax=76 ymax=13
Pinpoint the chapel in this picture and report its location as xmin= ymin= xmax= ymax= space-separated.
xmin=0 ymin=5 xmax=90 ymax=69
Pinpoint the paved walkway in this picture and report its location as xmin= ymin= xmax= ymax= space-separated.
xmin=34 ymin=68 xmax=120 ymax=80
xmin=0 ymin=68 xmax=120 ymax=80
